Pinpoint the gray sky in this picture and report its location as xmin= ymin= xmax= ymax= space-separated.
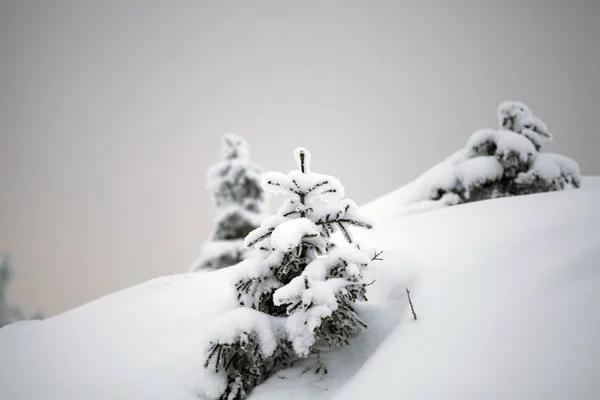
xmin=1 ymin=0 xmax=599 ymax=316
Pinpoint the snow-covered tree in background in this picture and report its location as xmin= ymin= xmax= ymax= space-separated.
xmin=189 ymin=133 xmax=268 ymax=272
xmin=431 ymin=101 xmax=581 ymax=205
xmin=0 ymin=254 xmax=14 ymax=327
xmin=0 ymin=254 xmax=28 ymax=328
xmin=201 ymin=148 xmax=380 ymax=400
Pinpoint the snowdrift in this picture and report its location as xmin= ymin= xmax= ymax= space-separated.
xmin=338 ymin=188 xmax=600 ymax=400
xmin=1 ymin=187 xmax=600 ymax=399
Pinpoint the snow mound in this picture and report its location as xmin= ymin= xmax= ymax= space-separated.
xmin=336 ymin=188 xmax=600 ymax=400
xmin=1 ymin=188 xmax=600 ymax=399
xmin=360 ymin=149 xmax=468 ymax=221
xmin=0 ymin=266 xmax=241 ymax=400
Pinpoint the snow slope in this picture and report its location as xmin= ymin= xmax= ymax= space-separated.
xmin=0 ymin=269 xmax=239 ymax=400
xmin=2 ymin=187 xmax=600 ymax=399
xmin=360 ymin=150 xmax=466 ymax=222
xmin=338 ymin=188 xmax=600 ymax=400
xmin=582 ymin=175 xmax=600 ymax=190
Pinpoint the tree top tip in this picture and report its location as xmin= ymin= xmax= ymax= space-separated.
xmin=294 ymin=147 xmax=311 ymax=173
xmin=221 ymin=132 xmax=250 ymax=160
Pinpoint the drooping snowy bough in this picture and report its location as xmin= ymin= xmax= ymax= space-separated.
xmin=189 ymin=133 xmax=268 ymax=272
xmin=201 ymin=148 xmax=380 ymax=400
xmin=431 ymin=101 xmax=581 ymax=205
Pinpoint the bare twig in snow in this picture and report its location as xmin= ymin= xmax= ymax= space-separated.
xmin=406 ymin=288 xmax=417 ymax=321
xmin=371 ymin=250 xmax=384 ymax=261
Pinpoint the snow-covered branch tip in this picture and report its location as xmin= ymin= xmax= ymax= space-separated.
xmin=294 ymin=147 xmax=311 ymax=173
xmin=406 ymin=288 xmax=417 ymax=321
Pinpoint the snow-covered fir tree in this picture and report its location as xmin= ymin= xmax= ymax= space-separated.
xmin=431 ymin=101 xmax=581 ymax=205
xmin=0 ymin=254 xmax=13 ymax=328
xmin=189 ymin=133 xmax=268 ymax=272
xmin=201 ymin=148 xmax=381 ymax=400
xmin=0 ymin=254 xmax=25 ymax=328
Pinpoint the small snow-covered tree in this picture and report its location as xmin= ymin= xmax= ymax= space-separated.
xmin=431 ymin=101 xmax=581 ymax=205
xmin=201 ymin=148 xmax=380 ymax=400
xmin=189 ymin=133 xmax=268 ymax=272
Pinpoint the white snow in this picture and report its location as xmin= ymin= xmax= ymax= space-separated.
xmin=0 ymin=266 xmax=241 ymax=400
xmin=203 ymin=307 xmax=279 ymax=357
xmin=270 ymin=218 xmax=319 ymax=251
xmin=466 ymin=128 xmax=499 ymax=157
xmin=2 ymin=183 xmax=600 ymax=400
xmin=360 ymin=149 xmax=469 ymax=222
xmin=244 ymin=215 xmax=286 ymax=248
xmin=262 ymin=148 xmax=345 ymax=204
xmin=522 ymin=115 xmax=552 ymax=140
xmin=521 ymin=128 xmax=544 ymax=150
xmin=262 ymin=169 xmax=345 ymax=204
xmin=544 ymin=152 xmax=582 ymax=179
xmin=495 ymin=131 xmax=536 ymax=163
xmin=497 ymin=100 xmax=532 ymax=131
xmin=334 ymin=189 xmax=600 ymax=400
xmin=519 ymin=153 xmax=563 ymax=182
xmin=582 ymin=176 xmax=600 ymax=190
xmin=455 ymin=156 xmax=504 ymax=188
xmin=516 ymin=153 xmax=582 ymax=188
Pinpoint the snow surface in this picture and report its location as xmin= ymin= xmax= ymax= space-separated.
xmin=582 ymin=176 xmax=600 ymax=190
xmin=2 ymin=186 xmax=600 ymax=399
xmin=336 ymin=189 xmax=600 ymax=400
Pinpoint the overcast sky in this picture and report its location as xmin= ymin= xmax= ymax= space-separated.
xmin=1 ymin=0 xmax=599 ymax=316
